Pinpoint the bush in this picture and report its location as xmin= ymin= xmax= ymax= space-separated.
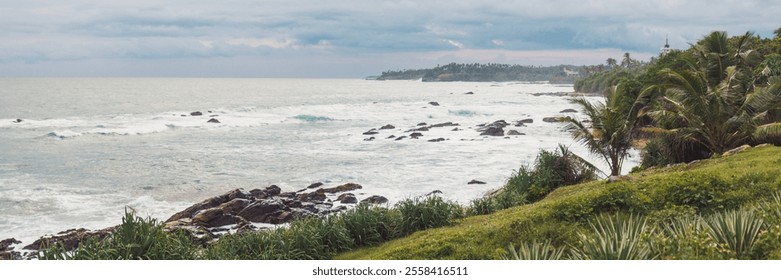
xmin=704 ymin=209 xmax=765 ymax=259
xmin=396 ymin=196 xmax=463 ymax=236
xmin=339 ymin=204 xmax=401 ymax=247
xmin=570 ymin=213 xmax=655 ymax=260
xmin=39 ymin=210 xmax=201 ymax=260
xmin=506 ymin=145 xmax=597 ymax=203
xmin=501 ymin=240 xmax=566 ymax=260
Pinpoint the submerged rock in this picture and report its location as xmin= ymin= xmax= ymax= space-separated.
xmin=560 ymin=109 xmax=578 ymax=113
xmin=12 ymin=119 xmax=22 ymax=123
xmin=190 ymin=111 xmax=203 ymax=116
xmin=380 ymin=124 xmax=395 ymax=130
xmin=507 ymin=130 xmax=525 ymax=136
xmin=428 ymin=138 xmax=446 ymax=142
xmin=542 ymin=117 xmax=563 ymax=123
xmin=307 ymin=182 xmax=324 ymax=189
xmin=410 ymin=132 xmax=424 ymax=139
xmin=468 ymin=179 xmax=486 ymax=185
xmin=429 ymin=101 xmax=440 ymax=106
xmin=362 ymin=129 xmax=379 ymax=135
xmin=207 ymin=118 xmax=221 ymax=123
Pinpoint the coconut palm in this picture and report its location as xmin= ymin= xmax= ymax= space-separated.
xmin=563 ymin=83 xmax=639 ymax=176
xmin=640 ymin=31 xmax=781 ymax=155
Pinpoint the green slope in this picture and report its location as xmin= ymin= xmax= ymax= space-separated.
xmin=337 ymin=145 xmax=781 ymax=259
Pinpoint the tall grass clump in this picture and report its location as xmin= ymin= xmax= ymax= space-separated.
xmin=396 ymin=196 xmax=463 ymax=236
xmin=571 ymin=213 xmax=655 ymax=260
xmin=508 ymin=145 xmax=598 ymax=202
xmin=704 ymin=208 xmax=764 ymax=259
xmin=338 ymin=203 xmax=400 ymax=247
xmin=501 ymin=240 xmax=566 ymax=260
xmin=39 ymin=210 xmax=201 ymax=260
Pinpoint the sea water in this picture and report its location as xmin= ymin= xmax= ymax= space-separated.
xmin=0 ymin=78 xmax=638 ymax=244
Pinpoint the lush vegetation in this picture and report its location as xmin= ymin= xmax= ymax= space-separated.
xmin=572 ymin=30 xmax=781 ymax=170
xmin=338 ymin=145 xmax=781 ymax=259
xmin=377 ymin=62 xmax=584 ymax=83
xmin=35 ymin=29 xmax=781 ymax=261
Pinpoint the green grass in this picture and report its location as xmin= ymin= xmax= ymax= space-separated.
xmin=336 ymin=146 xmax=781 ymax=259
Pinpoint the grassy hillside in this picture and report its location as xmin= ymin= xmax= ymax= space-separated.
xmin=337 ymin=145 xmax=781 ymax=260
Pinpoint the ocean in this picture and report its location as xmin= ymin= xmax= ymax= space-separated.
xmin=0 ymin=78 xmax=638 ymax=244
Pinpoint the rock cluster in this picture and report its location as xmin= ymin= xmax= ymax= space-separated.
xmin=162 ymin=183 xmax=389 ymax=237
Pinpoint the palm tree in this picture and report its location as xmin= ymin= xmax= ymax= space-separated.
xmin=563 ymin=84 xmax=639 ymax=176
xmin=607 ymin=58 xmax=618 ymax=68
xmin=640 ymin=31 xmax=781 ymax=155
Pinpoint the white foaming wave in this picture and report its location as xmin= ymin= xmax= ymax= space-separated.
xmin=11 ymin=107 xmax=292 ymax=139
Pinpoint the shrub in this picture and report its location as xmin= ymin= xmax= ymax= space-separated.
xmin=501 ymin=240 xmax=566 ymax=260
xmin=571 ymin=213 xmax=655 ymax=260
xmin=704 ymin=209 xmax=765 ymax=259
xmin=39 ymin=210 xmax=201 ymax=260
xmin=506 ymin=145 xmax=597 ymax=203
xmin=338 ymin=204 xmax=400 ymax=247
xmin=396 ymin=196 xmax=463 ymax=236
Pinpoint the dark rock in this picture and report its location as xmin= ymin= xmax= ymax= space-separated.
xmin=0 ymin=238 xmax=21 ymax=251
xmin=380 ymin=124 xmax=395 ymax=130
xmin=427 ymin=190 xmax=443 ymax=196
xmin=517 ymin=118 xmax=534 ymax=124
xmin=0 ymin=238 xmax=22 ymax=259
xmin=265 ymin=211 xmax=294 ymax=224
xmin=410 ymin=132 xmax=424 ymax=139
xmin=317 ymin=183 xmax=362 ymax=194
xmin=361 ymin=195 xmax=389 ymax=204
xmin=407 ymin=126 xmax=429 ymax=132
xmin=395 ymin=136 xmax=407 ymax=141
xmin=337 ymin=193 xmax=358 ymax=204
xmin=363 ymin=137 xmax=375 ymax=141
xmin=190 ymin=111 xmax=203 ymax=116
xmin=166 ymin=189 xmax=249 ymax=222
xmin=237 ymin=200 xmax=288 ymax=223
xmin=507 ymin=130 xmax=525 ymax=136
xmin=451 ymin=128 xmax=461 ymax=131
xmin=417 ymin=122 xmax=428 ymax=126
xmin=208 ymin=111 xmax=213 ymax=113
xmin=362 ymin=129 xmax=379 ymax=135
xmin=387 ymin=135 xmax=396 ymax=139
xmin=465 ymin=91 xmax=475 ymax=95
xmin=429 ymin=101 xmax=440 ymax=106
xmin=181 ymin=114 xmax=187 ymax=117
xmin=24 ymin=227 xmax=114 ymax=251
xmin=218 ymin=198 xmax=252 ymax=214
xmin=283 ymin=199 xmax=303 ymax=208
xmin=542 ymin=117 xmax=562 ymax=123
xmin=480 ymin=127 xmax=504 ymax=136
xmin=193 ymin=208 xmax=247 ymax=228
xmin=560 ymin=109 xmax=578 ymax=113
xmin=12 ymin=119 xmax=22 ymax=123
xmin=265 ymin=185 xmax=281 ymax=196
xmin=307 ymin=182 xmax=324 ymax=189
xmin=430 ymin=122 xmax=459 ymax=128
xmin=279 ymin=192 xmax=298 ymax=198
xmin=428 ymin=138 xmax=446 ymax=142
xmin=207 ymin=118 xmax=221 ymax=123
xmin=468 ymin=179 xmax=486 ymax=185
xmin=298 ymin=191 xmax=327 ymax=202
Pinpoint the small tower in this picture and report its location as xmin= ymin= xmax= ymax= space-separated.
xmin=660 ymin=35 xmax=673 ymax=56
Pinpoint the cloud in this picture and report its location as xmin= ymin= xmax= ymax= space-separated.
xmin=445 ymin=39 xmax=465 ymax=49
xmin=226 ymin=38 xmax=300 ymax=49
xmin=0 ymin=0 xmax=779 ymax=76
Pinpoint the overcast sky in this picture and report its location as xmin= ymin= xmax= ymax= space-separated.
xmin=1 ymin=0 xmax=778 ymax=77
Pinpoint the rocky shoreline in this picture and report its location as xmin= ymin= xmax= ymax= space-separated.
xmin=0 ymin=182 xmax=388 ymax=260
xmin=1 ymin=101 xmax=588 ymax=260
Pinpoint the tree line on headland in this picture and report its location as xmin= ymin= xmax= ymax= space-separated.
xmin=376 ymin=62 xmax=585 ymax=83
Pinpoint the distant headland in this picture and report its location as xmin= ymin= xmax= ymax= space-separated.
xmin=373 ymin=62 xmax=585 ymax=83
